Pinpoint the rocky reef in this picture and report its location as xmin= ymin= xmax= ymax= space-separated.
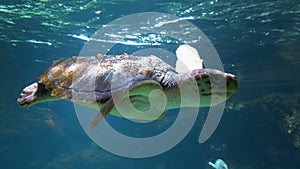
xmin=227 ymin=93 xmax=300 ymax=150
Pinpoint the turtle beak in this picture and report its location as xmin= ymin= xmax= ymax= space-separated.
xmin=225 ymin=73 xmax=238 ymax=98
xmin=17 ymin=82 xmax=39 ymax=106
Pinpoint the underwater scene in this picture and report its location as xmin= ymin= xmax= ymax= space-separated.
xmin=0 ymin=0 xmax=299 ymax=169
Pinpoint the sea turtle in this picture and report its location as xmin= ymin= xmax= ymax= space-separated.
xmin=17 ymin=45 xmax=238 ymax=129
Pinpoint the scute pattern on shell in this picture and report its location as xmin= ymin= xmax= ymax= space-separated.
xmin=39 ymin=54 xmax=175 ymax=104
xmin=39 ymin=59 xmax=74 ymax=99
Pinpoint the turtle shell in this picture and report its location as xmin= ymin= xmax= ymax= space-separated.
xmin=39 ymin=54 xmax=175 ymax=104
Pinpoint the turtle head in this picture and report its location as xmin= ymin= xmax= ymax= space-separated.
xmin=188 ymin=68 xmax=238 ymax=106
xmin=160 ymin=69 xmax=238 ymax=107
xmin=130 ymin=68 xmax=237 ymax=108
xmin=17 ymin=82 xmax=53 ymax=106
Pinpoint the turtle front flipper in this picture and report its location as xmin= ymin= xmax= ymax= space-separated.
xmin=112 ymin=79 xmax=167 ymax=121
xmin=89 ymin=78 xmax=166 ymax=129
xmin=89 ymin=98 xmax=114 ymax=129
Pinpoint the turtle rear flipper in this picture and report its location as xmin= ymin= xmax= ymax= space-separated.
xmin=17 ymin=82 xmax=54 ymax=106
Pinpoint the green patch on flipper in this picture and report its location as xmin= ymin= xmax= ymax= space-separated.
xmin=112 ymin=79 xmax=168 ymax=122
xmin=128 ymin=80 xmax=163 ymax=97
xmin=90 ymin=80 xmax=167 ymax=129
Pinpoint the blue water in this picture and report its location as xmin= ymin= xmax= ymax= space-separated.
xmin=1 ymin=0 xmax=300 ymax=169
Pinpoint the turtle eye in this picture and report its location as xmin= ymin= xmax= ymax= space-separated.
xmin=152 ymin=70 xmax=165 ymax=82
xmin=210 ymin=74 xmax=226 ymax=85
